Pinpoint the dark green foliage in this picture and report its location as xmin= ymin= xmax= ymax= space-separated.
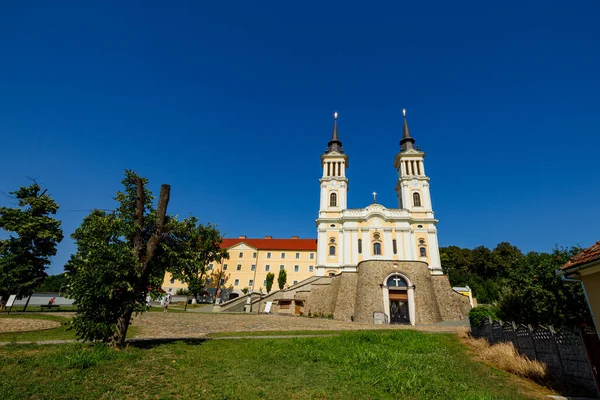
xmin=241 ymin=287 xmax=249 ymax=294
xmin=0 ymin=183 xmax=63 ymax=298
xmin=468 ymin=306 xmax=498 ymax=327
xmin=265 ymin=272 xmax=275 ymax=293
xmin=277 ymin=268 xmax=287 ymax=290
xmin=166 ymin=217 xmax=229 ymax=302
xmin=37 ymin=273 xmax=66 ymax=292
xmin=65 ymin=171 xmax=169 ymax=343
xmin=441 ymin=243 xmax=591 ymax=327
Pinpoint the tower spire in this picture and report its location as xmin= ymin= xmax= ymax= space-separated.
xmin=400 ymin=108 xmax=416 ymax=151
xmin=326 ymin=111 xmax=343 ymax=153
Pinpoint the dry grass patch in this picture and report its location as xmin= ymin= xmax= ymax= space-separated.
xmin=458 ymin=329 xmax=547 ymax=382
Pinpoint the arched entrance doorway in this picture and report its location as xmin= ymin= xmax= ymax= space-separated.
xmin=382 ymin=273 xmax=415 ymax=325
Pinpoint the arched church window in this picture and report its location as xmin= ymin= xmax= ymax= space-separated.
xmin=329 ymin=245 xmax=336 ymax=256
xmin=413 ymin=192 xmax=421 ymax=207
xmin=419 ymin=239 xmax=425 ymax=245
xmin=358 ymin=239 xmax=362 ymax=254
xmin=420 ymin=247 xmax=427 ymax=257
xmin=392 ymin=239 xmax=397 ymax=255
xmin=373 ymin=242 xmax=381 ymax=255
xmin=386 ymin=275 xmax=408 ymax=288
xmin=330 ymin=192 xmax=337 ymax=207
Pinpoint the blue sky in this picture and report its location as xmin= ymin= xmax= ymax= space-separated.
xmin=1 ymin=1 xmax=599 ymax=275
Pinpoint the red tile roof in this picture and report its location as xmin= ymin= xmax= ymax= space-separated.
xmin=220 ymin=238 xmax=317 ymax=251
xmin=562 ymin=241 xmax=600 ymax=271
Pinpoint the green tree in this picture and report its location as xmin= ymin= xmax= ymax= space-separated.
xmin=65 ymin=170 xmax=170 ymax=347
xmin=166 ymin=217 xmax=229 ymax=310
xmin=0 ymin=182 xmax=63 ymax=299
xmin=265 ymin=272 xmax=275 ymax=293
xmin=38 ymin=273 xmax=67 ymax=293
xmin=277 ymin=269 xmax=287 ymax=290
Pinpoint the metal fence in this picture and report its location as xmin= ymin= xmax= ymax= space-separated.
xmin=471 ymin=318 xmax=599 ymax=396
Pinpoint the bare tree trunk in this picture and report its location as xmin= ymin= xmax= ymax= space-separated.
xmin=112 ymin=182 xmax=171 ymax=348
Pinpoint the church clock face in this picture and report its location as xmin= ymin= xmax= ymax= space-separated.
xmin=410 ymin=179 xmax=419 ymax=187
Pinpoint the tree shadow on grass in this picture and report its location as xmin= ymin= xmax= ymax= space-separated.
xmin=126 ymin=337 xmax=209 ymax=349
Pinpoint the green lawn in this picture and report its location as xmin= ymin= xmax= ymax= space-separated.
xmin=0 ymin=314 xmax=138 ymax=342
xmin=0 ymin=330 xmax=537 ymax=399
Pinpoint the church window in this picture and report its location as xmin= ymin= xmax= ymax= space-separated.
xmin=280 ymin=265 xmax=285 ymax=271
xmin=393 ymin=240 xmax=397 ymax=255
xmin=373 ymin=242 xmax=382 ymax=255
xmin=330 ymin=237 xmax=335 ymax=243
xmin=267 ymin=252 xmax=271 ymax=258
xmin=310 ymin=253 xmax=314 ymax=259
xmin=294 ymin=265 xmax=299 ymax=272
xmin=330 ymin=192 xmax=337 ymax=207
xmin=239 ymin=252 xmax=243 ymax=258
xmin=237 ymin=264 xmax=242 ymax=271
xmin=373 ymin=232 xmax=380 ymax=240
xmin=358 ymin=239 xmax=362 ymax=254
xmin=419 ymin=239 xmax=425 ymax=245
xmin=234 ymin=279 xmax=239 ymax=286
xmin=309 ymin=265 xmax=314 ymax=272
xmin=170 ymin=277 xmax=175 ymax=284
xmin=413 ymin=192 xmax=421 ymax=207
xmin=296 ymin=252 xmax=300 ymax=259
xmin=251 ymin=264 xmax=256 ymax=271
xmin=329 ymin=245 xmax=336 ymax=256
xmin=416 ymin=162 xmax=421 ymax=175
xmin=265 ymin=265 xmax=270 ymax=271
xmin=223 ymin=264 xmax=228 ymax=270
xmin=386 ymin=275 xmax=408 ymax=287
xmin=420 ymin=247 xmax=427 ymax=257
xmin=293 ymin=280 xmax=298 ymax=285
xmin=281 ymin=252 xmax=286 ymax=259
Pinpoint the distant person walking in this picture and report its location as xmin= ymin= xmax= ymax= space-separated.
xmin=48 ymin=297 xmax=56 ymax=306
xmin=163 ymin=293 xmax=170 ymax=312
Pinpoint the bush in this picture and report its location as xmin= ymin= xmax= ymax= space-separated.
xmin=175 ymin=288 xmax=190 ymax=296
xmin=469 ymin=305 xmax=498 ymax=327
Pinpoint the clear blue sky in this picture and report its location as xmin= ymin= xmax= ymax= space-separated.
xmin=1 ymin=1 xmax=599 ymax=275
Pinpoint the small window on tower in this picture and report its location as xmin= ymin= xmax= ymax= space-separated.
xmin=358 ymin=239 xmax=362 ymax=254
xmin=413 ymin=192 xmax=422 ymax=207
xmin=373 ymin=242 xmax=382 ymax=255
xmin=330 ymin=192 xmax=337 ymax=207
xmin=420 ymin=247 xmax=427 ymax=257
xmin=393 ymin=240 xmax=397 ymax=255
xmin=329 ymin=246 xmax=336 ymax=256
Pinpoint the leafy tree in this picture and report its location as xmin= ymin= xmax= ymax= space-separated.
xmin=165 ymin=217 xmax=229 ymax=310
xmin=265 ymin=272 xmax=275 ymax=293
xmin=0 ymin=182 xmax=63 ymax=299
xmin=208 ymin=266 xmax=231 ymax=302
xmin=277 ymin=269 xmax=287 ymax=290
xmin=65 ymin=170 xmax=170 ymax=347
xmin=38 ymin=273 xmax=67 ymax=293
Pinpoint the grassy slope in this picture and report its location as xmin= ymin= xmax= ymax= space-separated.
xmin=0 ymin=330 xmax=536 ymax=400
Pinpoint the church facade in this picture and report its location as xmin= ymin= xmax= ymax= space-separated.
xmin=252 ymin=111 xmax=471 ymax=324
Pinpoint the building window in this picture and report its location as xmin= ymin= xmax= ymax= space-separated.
xmin=168 ymin=288 xmax=172 ymax=292
xmin=419 ymin=239 xmax=425 ymax=245
xmin=253 ymin=252 xmax=257 ymax=258
xmin=239 ymin=252 xmax=243 ymax=258
xmin=393 ymin=240 xmax=397 ymax=255
xmin=206 ymin=278 xmax=211 ymax=285
xmin=373 ymin=242 xmax=382 ymax=255
xmin=170 ymin=277 xmax=175 ymax=284
xmin=237 ymin=264 xmax=241 ymax=271
xmin=294 ymin=265 xmax=299 ymax=272
xmin=329 ymin=246 xmax=336 ymax=256
xmin=330 ymin=192 xmax=337 ymax=207
xmin=219 ymin=278 xmax=225 ymax=285
xmin=296 ymin=252 xmax=300 ymax=259
xmin=420 ymin=247 xmax=427 ymax=257
xmin=265 ymin=265 xmax=270 ymax=272
xmin=280 ymin=265 xmax=285 ymax=271
xmin=293 ymin=280 xmax=298 ymax=285
xmin=358 ymin=239 xmax=362 ymax=254
xmin=251 ymin=264 xmax=256 ymax=271
xmin=309 ymin=265 xmax=314 ymax=272
xmin=208 ymin=263 xmax=214 ymax=270
xmin=249 ymin=279 xmax=254 ymax=287
xmin=234 ymin=279 xmax=239 ymax=286
xmin=310 ymin=253 xmax=314 ymax=259
xmin=413 ymin=192 xmax=421 ymax=207
xmin=267 ymin=252 xmax=271 ymax=258
xmin=263 ymin=280 xmax=267 ymax=286
xmin=387 ymin=275 xmax=408 ymax=287
xmin=281 ymin=252 xmax=286 ymax=259
xmin=223 ymin=264 xmax=228 ymax=270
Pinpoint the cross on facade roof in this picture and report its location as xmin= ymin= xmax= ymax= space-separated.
xmin=372 ymin=191 xmax=377 ymax=203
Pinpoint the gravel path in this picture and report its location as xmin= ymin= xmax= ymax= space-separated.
xmin=0 ymin=318 xmax=60 ymax=333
